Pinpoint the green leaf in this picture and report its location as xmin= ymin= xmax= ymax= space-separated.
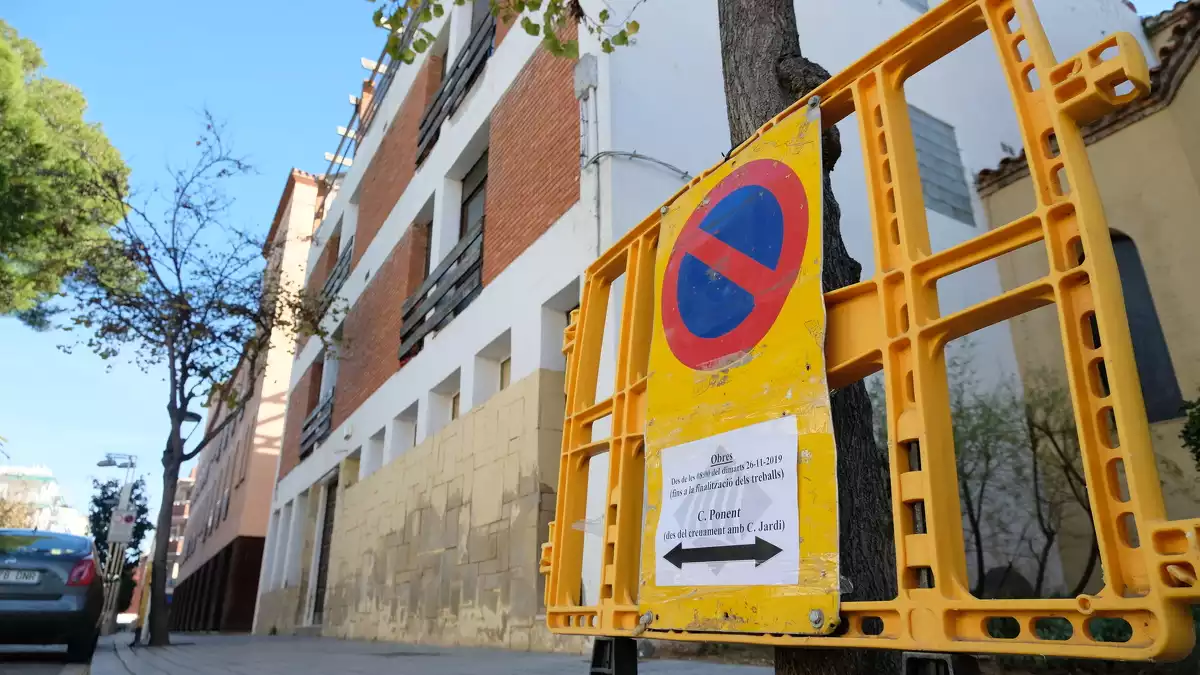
xmin=561 ymin=39 xmax=579 ymax=59
xmin=598 ymin=8 xmax=610 ymax=22
xmin=526 ymin=0 xmax=542 ymax=9
xmin=432 ymin=4 xmax=445 ymax=17
xmin=400 ymin=48 xmax=416 ymax=64
xmin=412 ymin=38 xmax=428 ymax=52
xmin=601 ymin=38 xmax=613 ymax=53
xmin=372 ymin=8 xmax=386 ymax=26
xmin=521 ymin=16 xmax=540 ymax=35
xmin=626 ymin=20 xmax=639 ymax=35
xmin=611 ymin=29 xmax=628 ymax=46
xmin=419 ymin=6 xmax=433 ymax=21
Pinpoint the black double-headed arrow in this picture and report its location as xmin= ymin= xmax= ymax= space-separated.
xmin=663 ymin=536 xmax=783 ymax=569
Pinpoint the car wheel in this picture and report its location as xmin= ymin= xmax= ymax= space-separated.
xmin=66 ymin=630 xmax=98 ymax=663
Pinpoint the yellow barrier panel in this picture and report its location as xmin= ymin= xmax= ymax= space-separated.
xmin=541 ymin=0 xmax=1200 ymax=661
xmin=642 ymin=101 xmax=838 ymax=635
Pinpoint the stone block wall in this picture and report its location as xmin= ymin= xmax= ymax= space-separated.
xmin=311 ymin=369 xmax=585 ymax=652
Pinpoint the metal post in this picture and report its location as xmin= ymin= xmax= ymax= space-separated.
xmin=902 ymin=652 xmax=981 ymax=675
xmin=589 ymin=637 xmax=638 ymax=675
xmin=99 ymin=541 xmax=124 ymax=635
xmin=98 ymin=456 xmax=136 ymax=636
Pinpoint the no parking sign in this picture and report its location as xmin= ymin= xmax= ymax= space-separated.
xmin=642 ymin=102 xmax=840 ymax=635
xmin=660 ymin=159 xmax=810 ymax=371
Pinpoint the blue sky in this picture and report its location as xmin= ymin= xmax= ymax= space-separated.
xmin=0 ymin=0 xmax=380 ymax=522
xmin=0 ymin=0 xmax=1183 ymax=528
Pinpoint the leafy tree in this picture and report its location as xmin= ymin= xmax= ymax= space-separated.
xmin=872 ymin=348 xmax=1194 ymax=604
xmin=88 ymin=477 xmax=153 ymax=611
xmin=57 ymin=114 xmax=324 ymax=647
xmin=88 ymin=478 xmax=153 ymax=565
xmin=0 ymin=20 xmax=130 ymax=326
xmin=0 ymin=497 xmax=33 ymax=528
xmin=369 ymin=1 xmax=892 ymax=672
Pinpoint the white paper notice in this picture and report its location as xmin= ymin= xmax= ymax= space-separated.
xmin=654 ymin=416 xmax=800 ymax=587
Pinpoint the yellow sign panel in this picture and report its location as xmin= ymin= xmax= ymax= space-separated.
xmin=640 ymin=102 xmax=839 ymax=635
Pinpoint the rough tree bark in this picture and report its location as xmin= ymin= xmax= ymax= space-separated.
xmin=148 ymin=409 xmax=186 ymax=646
xmin=717 ymin=1 xmax=899 ymax=673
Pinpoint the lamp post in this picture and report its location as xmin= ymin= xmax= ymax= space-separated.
xmin=97 ymin=452 xmax=137 ymax=636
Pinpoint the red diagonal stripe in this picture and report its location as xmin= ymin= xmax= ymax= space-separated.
xmin=677 ymin=228 xmax=775 ymax=296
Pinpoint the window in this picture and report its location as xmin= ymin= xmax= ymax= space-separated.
xmin=450 ymin=392 xmax=461 ymax=421
xmin=908 ymin=105 xmax=974 ymax=225
xmin=499 ymin=357 xmax=512 ymax=390
xmin=305 ymin=357 xmax=325 ymax=417
xmin=421 ymin=221 xmax=433 ymax=278
xmin=461 ymin=152 xmax=488 ymax=239
xmin=319 ymin=349 xmax=338 ymax=403
xmin=900 ymin=0 xmax=929 ymax=11
xmin=1111 ymin=233 xmax=1183 ymax=422
xmin=470 ymin=0 xmax=491 ymax=30
xmin=238 ymin=432 xmax=251 ymax=484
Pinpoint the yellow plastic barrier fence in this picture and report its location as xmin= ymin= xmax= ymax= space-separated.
xmin=541 ymin=0 xmax=1200 ymax=661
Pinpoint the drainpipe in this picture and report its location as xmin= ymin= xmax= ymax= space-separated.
xmin=575 ymin=55 xmax=603 ymax=256
xmin=575 ymin=56 xmax=694 ymax=257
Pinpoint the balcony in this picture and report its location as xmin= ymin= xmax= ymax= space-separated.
xmin=399 ymin=223 xmax=483 ymax=358
xmin=318 ymin=236 xmax=354 ymax=316
xmin=299 ymin=393 xmax=334 ymax=459
xmin=417 ymin=16 xmax=496 ymax=162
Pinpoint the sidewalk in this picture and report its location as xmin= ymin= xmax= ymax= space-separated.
xmin=89 ymin=634 xmax=769 ymax=675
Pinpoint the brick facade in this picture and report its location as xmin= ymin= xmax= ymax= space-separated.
xmin=483 ymin=27 xmax=580 ymax=286
xmin=332 ymin=224 xmax=430 ymax=429
xmin=354 ymin=55 xmax=444 ymax=267
xmin=279 ymin=363 xmax=319 ymax=480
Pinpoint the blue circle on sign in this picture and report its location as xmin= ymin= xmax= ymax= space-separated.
xmin=677 ymin=185 xmax=784 ymax=339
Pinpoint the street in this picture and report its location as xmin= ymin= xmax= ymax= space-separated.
xmin=0 ymin=635 xmax=770 ymax=675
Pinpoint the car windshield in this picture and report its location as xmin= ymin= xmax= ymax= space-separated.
xmin=0 ymin=531 xmax=90 ymax=557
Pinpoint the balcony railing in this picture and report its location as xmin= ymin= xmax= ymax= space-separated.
xmin=315 ymin=0 xmax=431 ymax=219
xmin=299 ymin=393 xmax=334 ymax=459
xmin=399 ymin=223 xmax=483 ymax=358
xmin=417 ymin=16 xmax=496 ymax=162
xmin=318 ymin=237 xmax=354 ymax=316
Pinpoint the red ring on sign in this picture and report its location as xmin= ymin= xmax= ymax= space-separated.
xmin=661 ymin=159 xmax=809 ymax=371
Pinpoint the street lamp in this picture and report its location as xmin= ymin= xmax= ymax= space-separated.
xmin=96 ymin=452 xmax=138 ymax=636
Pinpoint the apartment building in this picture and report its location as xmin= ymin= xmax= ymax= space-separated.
xmin=978 ymin=0 xmax=1200 ymax=592
xmin=254 ymin=0 xmax=1150 ymax=648
xmin=0 ymin=465 xmax=87 ymax=535
xmin=170 ymin=170 xmax=321 ymax=632
xmin=165 ymin=467 xmax=195 ymax=601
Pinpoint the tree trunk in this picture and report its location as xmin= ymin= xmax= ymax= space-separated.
xmin=1034 ymin=531 xmax=1055 ymax=596
xmin=1069 ymin=535 xmax=1100 ymax=598
xmin=717 ymin=1 xmax=898 ymax=673
xmin=148 ymin=419 xmax=185 ymax=646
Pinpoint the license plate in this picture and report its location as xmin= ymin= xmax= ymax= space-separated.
xmin=0 ymin=568 xmax=39 ymax=584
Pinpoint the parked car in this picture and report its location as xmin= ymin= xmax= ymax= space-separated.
xmin=0 ymin=529 xmax=102 ymax=662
